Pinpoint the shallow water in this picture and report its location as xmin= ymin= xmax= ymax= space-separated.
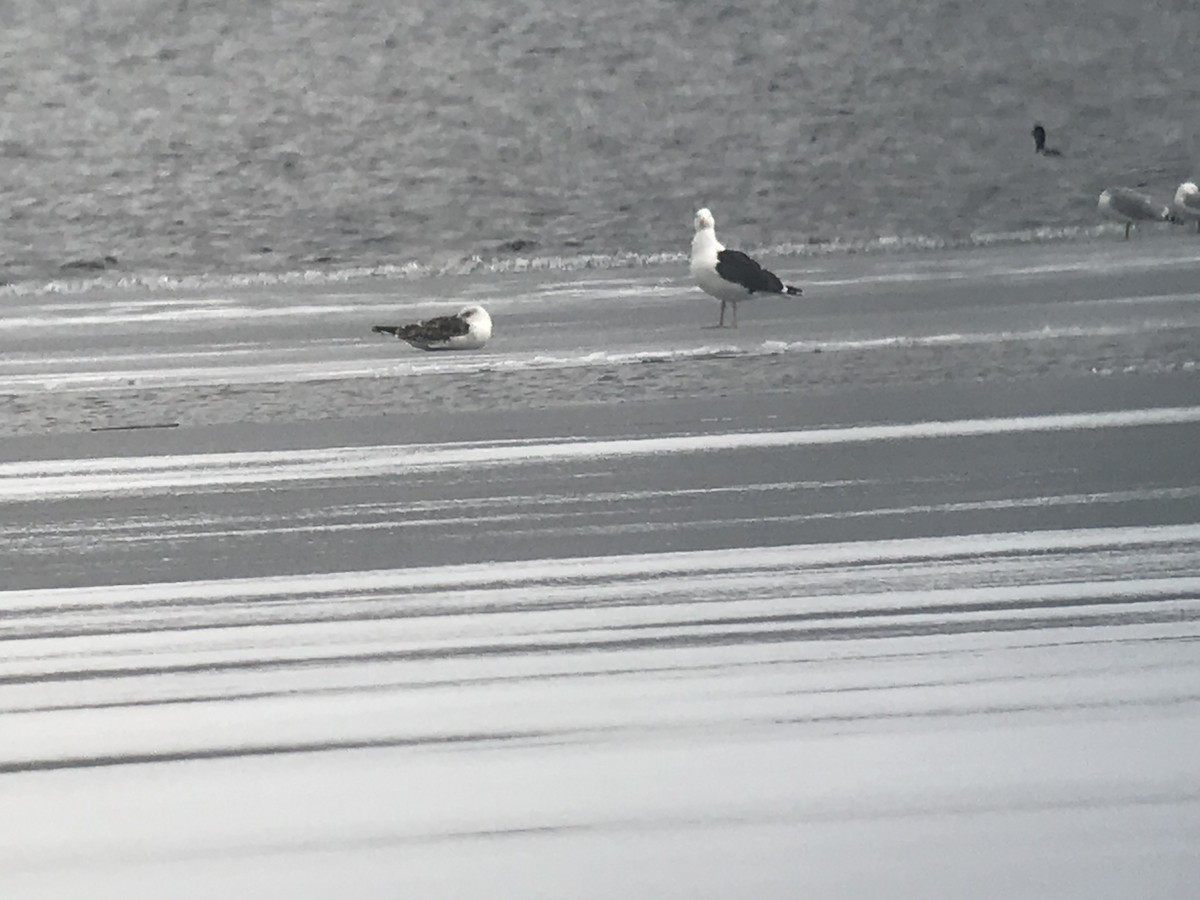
xmin=1 ymin=0 xmax=1198 ymax=287
xmin=4 ymin=340 xmax=1200 ymax=897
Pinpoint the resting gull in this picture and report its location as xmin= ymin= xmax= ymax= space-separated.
xmin=1031 ymin=124 xmax=1062 ymax=157
xmin=371 ymin=304 xmax=492 ymax=351
xmin=1097 ymin=187 xmax=1178 ymax=239
xmin=689 ymin=207 xmax=802 ymax=328
xmin=1174 ymin=181 xmax=1200 ymax=233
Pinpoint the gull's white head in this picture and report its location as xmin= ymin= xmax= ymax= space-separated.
xmin=694 ymin=208 xmax=715 ymax=232
xmin=459 ymin=305 xmax=493 ymax=339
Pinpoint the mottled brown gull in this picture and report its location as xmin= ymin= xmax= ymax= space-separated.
xmin=371 ymin=305 xmax=492 ymax=351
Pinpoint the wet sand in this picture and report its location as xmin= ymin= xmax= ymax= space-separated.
xmin=2 ymin=242 xmax=1199 ymax=897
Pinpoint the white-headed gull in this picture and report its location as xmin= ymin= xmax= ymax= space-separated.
xmin=1173 ymin=181 xmax=1200 ymax=233
xmin=372 ymin=305 xmax=492 ymax=351
xmin=1097 ymin=187 xmax=1178 ymax=239
xmin=689 ymin=208 xmax=802 ymax=328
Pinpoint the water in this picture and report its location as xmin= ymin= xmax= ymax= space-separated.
xmin=2 ymin=0 xmax=1198 ymax=288
xmin=3 ymin=241 xmax=1200 ymax=894
xmin=5 ymin=374 xmax=1200 ymax=896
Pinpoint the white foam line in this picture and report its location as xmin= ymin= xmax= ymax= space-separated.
xmin=3 ymin=320 xmax=1192 ymax=393
xmin=792 ymin=322 xmax=1185 ymax=352
xmin=4 ymin=522 xmax=1200 ymax=609
xmin=0 ymin=344 xmax=316 ymax=370
xmin=0 ymin=359 xmax=396 ymax=391
xmin=2 ymin=406 xmax=1199 ymax=502
xmin=0 ymin=346 xmax=743 ymax=392
xmin=0 ymin=303 xmax=358 ymax=332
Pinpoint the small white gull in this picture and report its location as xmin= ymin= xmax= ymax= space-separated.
xmin=1173 ymin=181 xmax=1200 ymax=233
xmin=689 ymin=208 xmax=802 ymax=328
xmin=1097 ymin=187 xmax=1178 ymax=240
xmin=371 ymin=304 xmax=492 ymax=351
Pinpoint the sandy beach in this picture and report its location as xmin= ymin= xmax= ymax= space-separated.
xmin=2 ymin=240 xmax=1199 ymax=897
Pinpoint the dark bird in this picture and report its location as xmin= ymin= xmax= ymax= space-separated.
xmin=1098 ymin=188 xmax=1179 ymax=239
xmin=689 ymin=208 xmax=802 ymax=328
xmin=1031 ymin=124 xmax=1062 ymax=157
xmin=371 ymin=305 xmax=492 ymax=350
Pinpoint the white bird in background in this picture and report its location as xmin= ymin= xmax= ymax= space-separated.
xmin=689 ymin=208 xmax=802 ymax=328
xmin=371 ymin=304 xmax=492 ymax=351
xmin=1097 ymin=187 xmax=1179 ymax=240
xmin=1173 ymin=181 xmax=1200 ymax=233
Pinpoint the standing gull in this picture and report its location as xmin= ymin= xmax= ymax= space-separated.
xmin=371 ymin=305 xmax=493 ymax=351
xmin=689 ymin=208 xmax=802 ymax=328
xmin=1097 ymin=188 xmax=1178 ymax=239
xmin=1174 ymin=181 xmax=1200 ymax=233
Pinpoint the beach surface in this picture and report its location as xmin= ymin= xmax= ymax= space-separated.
xmin=2 ymin=239 xmax=1200 ymax=897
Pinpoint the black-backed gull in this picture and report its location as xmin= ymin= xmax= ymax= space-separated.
xmin=1174 ymin=181 xmax=1200 ymax=233
xmin=1097 ymin=188 xmax=1178 ymax=239
xmin=371 ymin=305 xmax=492 ymax=351
xmin=689 ymin=208 xmax=802 ymax=328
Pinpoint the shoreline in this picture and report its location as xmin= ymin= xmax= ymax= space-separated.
xmin=3 ymin=224 xmax=1200 ymax=300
